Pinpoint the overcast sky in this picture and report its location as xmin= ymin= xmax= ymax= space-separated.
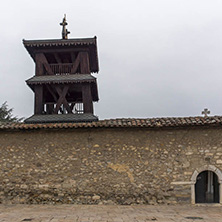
xmin=1 ymin=0 xmax=222 ymax=120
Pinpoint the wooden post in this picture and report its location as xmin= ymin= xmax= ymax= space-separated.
xmin=35 ymin=53 xmax=44 ymax=76
xmin=82 ymin=83 xmax=93 ymax=113
xmin=34 ymin=85 xmax=44 ymax=114
xmin=71 ymin=52 xmax=76 ymax=63
xmin=80 ymin=52 xmax=90 ymax=74
xmin=46 ymin=104 xmax=54 ymax=114
xmin=70 ymin=53 xmax=81 ymax=74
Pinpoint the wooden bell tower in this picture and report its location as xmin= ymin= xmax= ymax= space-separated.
xmin=24 ymin=16 xmax=99 ymax=123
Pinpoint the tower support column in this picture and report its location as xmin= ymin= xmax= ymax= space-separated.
xmin=34 ymin=85 xmax=44 ymax=114
xmin=82 ymin=83 xmax=93 ymax=114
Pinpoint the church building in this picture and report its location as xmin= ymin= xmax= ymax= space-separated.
xmin=0 ymin=17 xmax=222 ymax=205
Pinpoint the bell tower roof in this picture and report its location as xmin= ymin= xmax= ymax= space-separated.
xmin=23 ymin=37 xmax=99 ymax=73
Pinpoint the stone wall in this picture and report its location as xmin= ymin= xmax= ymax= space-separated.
xmin=0 ymin=126 xmax=222 ymax=204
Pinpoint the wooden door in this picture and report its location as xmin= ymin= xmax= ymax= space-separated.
xmin=195 ymin=171 xmax=207 ymax=203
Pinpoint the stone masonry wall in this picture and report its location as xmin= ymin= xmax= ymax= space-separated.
xmin=0 ymin=126 xmax=222 ymax=204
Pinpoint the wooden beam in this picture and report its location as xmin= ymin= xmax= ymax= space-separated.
xmin=70 ymin=52 xmax=90 ymax=74
xmin=80 ymin=52 xmax=90 ymax=74
xmin=34 ymin=85 xmax=44 ymax=114
xmin=70 ymin=102 xmax=75 ymax=111
xmin=54 ymin=85 xmax=72 ymax=114
xmin=35 ymin=53 xmax=44 ymax=76
xmin=46 ymin=85 xmax=58 ymax=102
xmin=35 ymin=53 xmax=53 ymax=75
xmin=82 ymin=83 xmax=93 ymax=114
xmin=34 ymin=48 xmax=89 ymax=54
xmin=43 ymin=64 xmax=54 ymax=75
xmin=70 ymin=53 xmax=81 ymax=74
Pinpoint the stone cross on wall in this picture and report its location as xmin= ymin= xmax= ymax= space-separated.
xmin=202 ymin=108 xmax=210 ymax=117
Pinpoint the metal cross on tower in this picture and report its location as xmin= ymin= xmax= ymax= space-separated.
xmin=202 ymin=108 xmax=210 ymax=117
xmin=60 ymin=14 xmax=70 ymax=39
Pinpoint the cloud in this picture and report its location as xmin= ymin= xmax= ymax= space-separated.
xmin=1 ymin=0 xmax=222 ymax=119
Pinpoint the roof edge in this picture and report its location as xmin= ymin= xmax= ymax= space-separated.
xmin=23 ymin=36 xmax=97 ymax=46
xmin=1 ymin=116 xmax=222 ymax=131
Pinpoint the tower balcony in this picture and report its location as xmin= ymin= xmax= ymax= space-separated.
xmin=48 ymin=63 xmax=79 ymax=75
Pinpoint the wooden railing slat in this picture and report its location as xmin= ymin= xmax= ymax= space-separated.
xmin=49 ymin=63 xmax=74 ymax=75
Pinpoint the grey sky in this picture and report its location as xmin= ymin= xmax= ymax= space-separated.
xmin=0 ymin=0 xmax=222 ymax=120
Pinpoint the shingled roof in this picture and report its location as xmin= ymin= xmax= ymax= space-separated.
xmin=0 ymin=116 xmax=222 ymax=131
xmin=26 ymin=74 xmax=96 ymax=85
xmin=25 ymin=113 xmax=98 ymax=124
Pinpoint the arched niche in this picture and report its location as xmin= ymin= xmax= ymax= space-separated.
xmin=191 ymin=165 xmax=222 ymax=204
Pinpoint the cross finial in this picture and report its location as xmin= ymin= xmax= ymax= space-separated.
xmin=60 ymin=14 xmax=70 ymax=39
xmin=201 ymin=108 xmax=210 ymax=117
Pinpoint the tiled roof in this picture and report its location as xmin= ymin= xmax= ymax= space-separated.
xmin=0 ymin=116 xmax=222 ymax=131
xmin=26 ymin=74 xmax=96 ymax=85
xmin=25 ymin=114 xmax=98 ymax=124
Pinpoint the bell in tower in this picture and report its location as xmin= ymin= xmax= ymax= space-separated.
xmin=23 ymin=16 xmax=99 ymax=123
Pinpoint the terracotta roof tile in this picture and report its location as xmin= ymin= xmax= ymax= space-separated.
xmin=1 ymin=116 xmax=222 ymax=131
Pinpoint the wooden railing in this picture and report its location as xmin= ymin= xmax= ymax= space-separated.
xmin=49 ymin=63 xmax=75 ymax=75
xmin=45 ymin=102 xmax=84 ymax=114
xmin=57 ymin=103 xmax=83 ymax=114
xmin=73 ymin=103 xmax=84 ymax=114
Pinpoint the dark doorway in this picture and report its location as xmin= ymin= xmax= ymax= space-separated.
xmin=195 ymin=170 xmax=219 ymax=203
